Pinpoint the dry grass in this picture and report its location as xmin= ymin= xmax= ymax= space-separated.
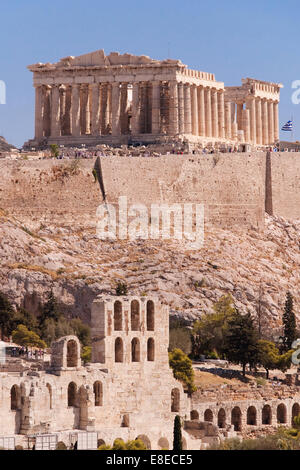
xmin=8 ymin=263 xmax=59 ymax=280
xmin=193 ymin=369 xmax=248 ymax=387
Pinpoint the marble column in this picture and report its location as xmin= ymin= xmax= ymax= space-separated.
xmin=225 ymin=101 xmax=231 ymax=139
xmin=120 ymin=83 xmax=129 ymax=135
xmin=71 ymin=84 xmax=81 ymax=137
xmin=184 ymin=84 xmax=192 ymax=134
xmin=242 ymin=108 xmax=250 ymax=142
xmin=246 ymin=98 xmax=256 ymax=144
xmin=268 ymin=101 xmax=274 ymax=144
xmin=111 ymin=82 xmax=121 ymax=136
xmin=198 ymin=86 xmax=205 ymax=136
xmin=191 ymin=85 xmax=198 ymax=136
xmin=91 ymin=83 xmax=101 ymax=136
xmin=151 ymin=81 xmax=161 ymax=135
xmin=43 ymin=85 xmax=51 ymax=137
xmin=232 ymin=121 xmax=238 ymax=141
xmin=262 ymin=99 xmax=269 ymax=145
xmin=236 ymin=103 xmax=243 ymax=130
xmin=60 ymin=85 xmax=67 ymax=135
xmin=80 ymin=84 xmax=90 ymax=135
xmin=64 ymin=86 xmax=72 ymax=135
xmin=34 ymin=85 xmax=44 ymax=140
xmin=205 ymin=88 xmax=212 ymax=137
xmin=51 ymin=85 xmax=61 ymax=137
xmin=218 ymin=91 xmax=225 ymax=139
xmin=100 ymin=84 xmax=109 ymax=135
xmin=211 ymin=89 xmax=218 ymax=138
xmin=131 ymin=82 xmax=140 ymax=135
xmin=178 ymin=83 xmax=185 ymax=134
xmin=256 ymin=99 xmax=262 ymax=145
xmin=273 ymin=102 xmax=279 ymax=141
xmin=169 ymin=81 xmax=179 ymax=135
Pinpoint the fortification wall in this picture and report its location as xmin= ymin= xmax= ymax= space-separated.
xmin=0 ymin=153 xmax=266 ymax=230
xmin=1 ymin=152 xmax=300 ymax=231
xmin=269 ymin=153 xmax=300 ymax=220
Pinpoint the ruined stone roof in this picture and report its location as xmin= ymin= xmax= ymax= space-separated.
xmin=28 ymin=49 xmax=184 ymax=70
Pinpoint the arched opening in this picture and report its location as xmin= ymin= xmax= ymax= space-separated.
xmin=171 ymin=388 xmax=180 ymax=412
xmin=262 ymin=405 xmax=272 ymax=425
xmin=67 ymin=382 xmax=77 ymax=407
xmin=114 ymin=301 xmax=123 ymax=331
xmin=131 ymin=338 xmax=140 ymax=362
xmin=158 ymin=437 xmax=169 ymax=450
xmin=147 ymin=338 xmax=155 ymax=361
xmin=147 ymin=300 xmax=155 ymax=331
xmin=93 ymin=381 xmax=103 ymax=407
xmin=218 ymin=408 xmax=226 ymax=428
xmin=292 ymin=403 xmax=300 ymax=426
xmin=204 ymin=409 xmax=213 ymax=422
xmin=277 ymin=403 xmax=287 ymax=424
xmin=67 ymin=340 xmax=78 ymax=368
xmin=11 ymin=385 xmax=21 ymax=411
xmin=115 ymin=338 xmax=124 ymax=363
xmin=231 ymin=407 xmax=242 ymax=432
xmin=247 ymin=406 xmax=257 ymax=426
xmin=131 ymin=300 xmax=140 ymax=331
xmin=97 ymin=439 xmax=106 ymax=448
xmin=136 ymin=434 xmax=151 ymax=450
xmin=46 ymin=383 xmax=52 ymax=409
xmin=191 ymin=410 xmax=199 ymax=420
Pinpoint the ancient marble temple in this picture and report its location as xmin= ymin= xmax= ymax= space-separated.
xmin=27 ymin=50 xmax=282 ymax=148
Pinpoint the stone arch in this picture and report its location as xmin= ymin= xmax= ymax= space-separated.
xmin=158 ymin=437 xmax=169 ymax=450
xmin=292 ymin=403 xmax=300 ymax=426
xmin=247 ymin=406 xmax=257 ymax=426
xmin=262 ymin=405 xmax=272 ymax=425
xmin=204 ymin=409 xmax=213 ymax=422
xmin=67 ymin=382 xmax=77 ymax=407
xmin=231 ymin=406 xmax=242 ymax=431
xmin=277 ymin=403 xmax=287 ymax=424
xmin=191 ymin=410 xmax=199 ymax=420
xmin=218 ymin=408 xmax=226 ymax=428
xmin=147 ymin=338 xmax=155 ymax=361
xmin=131 ymin=338 xmax=140 ymax=362
xmin=114 ymin=301 xmax=123 ymax=331
xmin=131 ymin=300 xmax=140 ymax=331
xmin=171 ymin=388 xmax=180 ymax=412
xmin=136 ymin=434 xmax=151 ymax=450
xmin=67 ymin=340 xmax=78 ymax=368
xmin=147 ymin=300 xmax=155 ymax=331
xmin=11 ymin=385 xmax=21 ymax=411
xmin=115 ymin=337 xmax=124 ymax=363
xmin=46 ymin=383 xmax=52 ymax=409
xmin=93 ymin=381 xmax=103 ymax=407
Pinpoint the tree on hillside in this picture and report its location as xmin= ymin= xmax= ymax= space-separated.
xmin=12 ymin=325 xmax=46 ymax=349
xmin=173 ymin=416 xmax=183 ymax=451
xmin=169 ymin=348 xmax=196 ymax=393
xmin=192 ymin=294 xmax=235 ymax=359
xmin=282 ymin=291 xmax=297 ymax=352
xmin=0 ymin=292 xmax=16 ymax=340
xmin=222 ymin=311 xmax=259 ymax=376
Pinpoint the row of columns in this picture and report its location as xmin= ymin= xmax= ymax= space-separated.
xmin=34 ymin=82 xmax=279 ymax=145
xmin=233 ymin=98 xmax=279 ymax=145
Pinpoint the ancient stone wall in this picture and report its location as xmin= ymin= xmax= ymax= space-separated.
xmin=1 ymin=152 xmax=300 ymax=233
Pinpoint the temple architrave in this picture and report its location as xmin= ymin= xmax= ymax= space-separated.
xmin=27 ymin=50 xmax=282 ymax=149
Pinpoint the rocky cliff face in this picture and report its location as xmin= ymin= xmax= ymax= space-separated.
xmin=0 ymin=203 xmax=299 ymax=332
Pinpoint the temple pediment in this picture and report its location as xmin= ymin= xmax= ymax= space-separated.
xmin=29 ymin=50 xmax=183 ymax=69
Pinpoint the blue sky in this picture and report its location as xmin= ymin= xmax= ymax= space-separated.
xmin=1 ymin=0 xmax=300 ymax=147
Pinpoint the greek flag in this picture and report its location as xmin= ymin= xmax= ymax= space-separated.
xmin=282 ymin=120 xmax=293 ymax=131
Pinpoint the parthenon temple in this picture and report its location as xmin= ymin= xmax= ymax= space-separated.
xmin=27 ymin=50 xmax=282 ymax=148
